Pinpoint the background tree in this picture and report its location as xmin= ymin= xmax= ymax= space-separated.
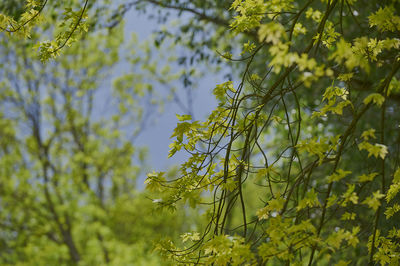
xmin=0 ymin=4 xmax=203 ymax=264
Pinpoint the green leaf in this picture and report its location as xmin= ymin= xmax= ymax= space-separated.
xmin=362 ymin=190 xmax=385 ymax=211
xmin=328 ymin=169 xmax=352 ymax=183
xmin=363 ymin=93 xmax=385 ymax=107
xmin=358 ymin=172 xmax=379 ymax=183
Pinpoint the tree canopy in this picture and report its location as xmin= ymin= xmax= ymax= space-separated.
xmin=1 ymin=0 xmax=400 ymax=265
xmin=143 ymin=0 xmax=400 ymax=265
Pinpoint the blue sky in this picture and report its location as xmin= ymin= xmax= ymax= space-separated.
xmin=121 ymin=8 xmax=224 ymax=184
